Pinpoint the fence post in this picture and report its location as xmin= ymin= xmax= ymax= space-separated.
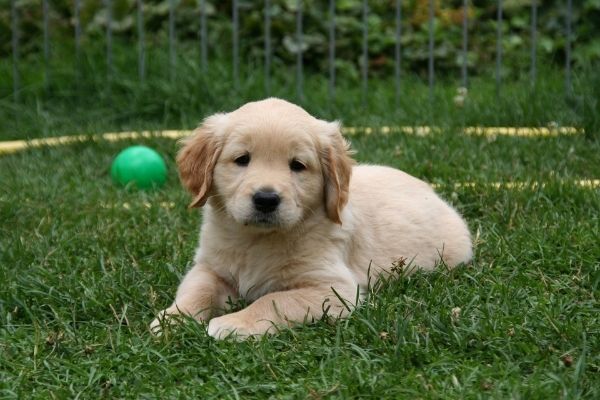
xmin=11 ymin=0 xmax=19 ymax=104
xmin=105 ymin=0 xmax=113 ymax=83
xmin=137 ymin=0 xmax=145 ymax=81
xmin=565 ymin=0 xmax=572 ymax=96
xmin=265 ymin=0 xmax=271 ymax=96
xmin=296 ymin=0 xmax=304 ymax=102
xmin=328 ymin=0 xmax=335 ymax=103
xmin=530 ymin=0 xmax=537 ymax=87
xmin=394 ymin=0 xmax=401 ymax=107
xmin=75 ymin=0 xmax=81 ymax=85
xmin=427 ymin=0 xmax=434 ymax=104
xmin=169 ymin=0 xmax=176 ymax=81
xmin=200 ymin=0 xmax=207 ymax=71
xmin=43 ymin=0 xmax=50 ymax=92
xmin=495 ymin=0 xmax=503 ymax=97
xmin=461 ymin=0 xmax=468 ymax=88
xmin=232 ymin=0 xmax=239 ymax=91
xmin=361 ymin=0 xmax=368 ymax=108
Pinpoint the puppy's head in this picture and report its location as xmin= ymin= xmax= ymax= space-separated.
xmin=177 ymin=98 xmax=353 ymax=230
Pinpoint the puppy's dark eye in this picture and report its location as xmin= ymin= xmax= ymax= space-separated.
xmin=234 ymin=153 xmax=250 ymax=166
xmin=290 ymin=159 xmax=306 ymax=172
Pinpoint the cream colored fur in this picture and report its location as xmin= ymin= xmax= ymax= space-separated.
xmin=151 ymin=98 xmax=472 ymax=339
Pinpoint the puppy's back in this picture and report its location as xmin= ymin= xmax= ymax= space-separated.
xmin=346 ymin=165 xmax=472 ymax=279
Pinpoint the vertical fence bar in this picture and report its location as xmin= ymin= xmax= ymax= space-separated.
xmin=530 ymin=0 xmax=537 ymax=87
xmin=137 ymin=0 xmax=145 ymax=81
xmin=296 ymin=0 xmax=303 ymax=102
xmin=200 ymin=0 xmax=207 ymax=71
xmin=565 ymin=0 xmax=572 ymax=96
xmin=361 ymin=0 xmax=368 ymax=108
xmin=427 ymin=0 xmax=434 ymax=103
xmin=496 ymin=0 xmax=503 ymax=97
xmin=328 ymin=0 xmax=335 ymax=102
xmin=75 ymin=0 xmax=81 ymax=84
xmin=169 ymin=0 xmax=175 ymax=81
xmin=394 ymin=0 xmax=401 ymax=106
xmin=265 ymin=0 xmax=271 ymax=96
xmin=461 ymin=0 xmax=468 ymax=88
xmin=11 ymin=0 xmax=19 ymax=103
xmin=43 ymin=0 xmax=50 ymax=92
xmin=105 ymin=0 xmax=112 ymax=82
xmin=233 ymin=0 xmax=239 ymax=90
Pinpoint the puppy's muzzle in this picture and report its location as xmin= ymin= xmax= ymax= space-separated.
xmin=252 ymin=190 xmax=280 ymax=213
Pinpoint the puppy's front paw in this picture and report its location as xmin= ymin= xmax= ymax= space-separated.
xmin=207 ymin=314 xmax=249 ymax=340
xmin=149 ymin=309 xmax=173 ymax=336
xmin=150 ymin=317 xmax=163 ymax=336
xmin=149 ymin=307 xmax=189 ymax=336
xmin=208 ymin=313 xmax=273 ymax=340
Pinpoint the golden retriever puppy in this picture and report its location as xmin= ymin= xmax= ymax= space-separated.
xmin=151 ymin=98 xmax=472 ymax=339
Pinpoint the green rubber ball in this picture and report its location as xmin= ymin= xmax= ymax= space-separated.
xmin=111 ymin=145 xmax=167 ymax=189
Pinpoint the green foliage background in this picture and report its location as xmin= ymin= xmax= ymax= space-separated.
xmin=1 ymin=0 xmax=599 ymax=80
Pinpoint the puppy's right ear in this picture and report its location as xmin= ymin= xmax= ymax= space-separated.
xmin=177 ymin=114 xmax=227 ymax=208
xmin=320 ymin=121 xmax=354 ymax=224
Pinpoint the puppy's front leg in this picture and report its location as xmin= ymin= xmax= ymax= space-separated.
xmin=150 ymin=265 xmax=236 ymax=334
xmin=207 ymin=284 xmax=356 ymax=340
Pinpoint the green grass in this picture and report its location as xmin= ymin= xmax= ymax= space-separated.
xmin=1 ymin=43 xmax=599 ymax=398
xmin=1 ymin=131 xmax=599 ymax=398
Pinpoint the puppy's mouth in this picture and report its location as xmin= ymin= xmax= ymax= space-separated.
xmin=243 ymin=212 xmax=282 ymax=228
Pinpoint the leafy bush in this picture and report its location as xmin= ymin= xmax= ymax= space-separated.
xmin=0 ymin=0 xmax=598 ymax=79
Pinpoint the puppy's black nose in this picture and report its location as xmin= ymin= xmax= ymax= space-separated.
xmin=253 ymin=190 xmax=280 ymax=213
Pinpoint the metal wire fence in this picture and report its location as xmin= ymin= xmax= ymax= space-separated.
xmin=8 ymin=0 xmax=576 ymax=107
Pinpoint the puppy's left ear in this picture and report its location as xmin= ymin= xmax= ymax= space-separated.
xmin=177 ymin=113 xmax=227 ymax=208
xmin=320 ymin=121 xmax=354 ymax=224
